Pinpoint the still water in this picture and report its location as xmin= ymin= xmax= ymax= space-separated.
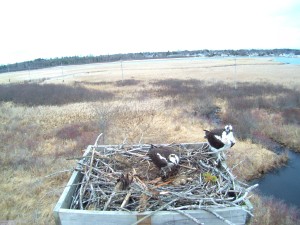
xmin=251 ymin=140 xmax=300 ymax=208
xmin=273 ymin=56 xmax=300 ymax=65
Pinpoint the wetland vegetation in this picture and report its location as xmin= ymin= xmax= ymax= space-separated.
xmin=0 ymin=58 xmax=299 ymax=224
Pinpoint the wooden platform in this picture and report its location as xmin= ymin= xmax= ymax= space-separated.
xmin=53 ymin=144 xmax=253 ymax=225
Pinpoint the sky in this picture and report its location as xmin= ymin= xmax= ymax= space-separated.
xmin=0 ymin=0 xmax=300 ymax=65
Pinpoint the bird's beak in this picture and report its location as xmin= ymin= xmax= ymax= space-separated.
xmin=231 ymin=142 xmax=235 ymax=147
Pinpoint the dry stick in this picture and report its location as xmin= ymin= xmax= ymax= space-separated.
xmin=104 ymin=148 xmax=147 ymax=158
xmin=169 ymin=208 xmax=204 ymax=225
xmin=96 ymin=186 xmax=108 ymax=197
xmin=199 ymin=160 xmax=231 ymax=183
xmin=79 ymin=147 xmax=95 ymax=209
xmin=220 ymin=162 xmax=237 ymax=190
xmin=138 ymin=132 xmax=144 ymax=145
xmin=71 ymin=190 xmax=80 ymax=209
xmin=232 ymin=184 xmax=259 ymax=204
xmin=66 ymin=156 xmax=92 ymax=160
xmin=155 ymin=179 xmax=174 ymax=187
xmin=203 ymin=208 xmax=236 ymax=225
xmin=122 ymin=137 xmax=127 ymax=145
xmin=79 ymin=175 xmax=86 ymax=210
xmin=43 ymin=169 xmax=73 ymax=179
xmin=98 ymin=160 xmax=115 ymax=173
xmin=171 ymin=205 xmax=201 ymax=210
xmin=130 ymin=198 xmax=179 ymax=225
xmin=120 ymin=189 xmax=133 ymax=209
xmin=134 ymin=175 xmax=148 ymax=190
xmin=103 ymin=180 xmax=125 ymax=211
xmin=231 ymin=158 xmax=246 ymax=170
xmin=89 ymin=183 xmax=95 ymax=199
xmin=103 ymin=191 xmax=116 ymax=211
xmin=88 ymin=147 xmax=96 ymax=180
xmin=77 ymin=161 xmax=107 ymax=175
xmin=114 ymin=149 xmax=147 ymax=158
xmin=94 ymin=133 xmax=103 ymax=146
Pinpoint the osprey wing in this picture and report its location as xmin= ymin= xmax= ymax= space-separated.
xmin=209 ymin=128 xmax=224 ymax=137
xmin=148 ymin=147 xmax=168 ymax=168
xmin=204 ymin=130 xmax=225 ymax=149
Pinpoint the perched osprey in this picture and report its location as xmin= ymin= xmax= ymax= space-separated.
xmin=148 ymin=145 xmax=180 ymax=177
xmin=204 ymin=125 xmax=236 ymax=162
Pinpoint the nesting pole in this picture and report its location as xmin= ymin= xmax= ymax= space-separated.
xmin=61 ymin=62 xmax=64 ymax=76
xmin=121 ymin=60 xmax=124 ymax=83
xmin=234 ymin=57 xmax=237 ymax=89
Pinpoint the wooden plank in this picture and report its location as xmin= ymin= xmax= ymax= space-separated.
xmin=53 ymin=146 xmax=92 ymax=225
xmin=56 ymin=207 xmax=247 ymax=225
xmin=150 ymin=209 xmax=246 ymax=225
xmin=53 ymin=171 xmax=82 ymax=225
xmin=59 ymin=210 xmax=137 ymax=225
xmin=137 ymin=215 xmax=151 ymax=225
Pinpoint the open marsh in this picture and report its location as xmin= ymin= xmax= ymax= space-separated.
xmin=0 ymin=57 xmax=299 ymax=224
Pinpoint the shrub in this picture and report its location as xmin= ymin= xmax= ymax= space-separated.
xmin=115 ymin=79 xmax=141 ymax=86
xmin=75 ymin=81 xmax=114 ymax=86
xmin=192 ymin=97 xmax=217 ymax=120
xmin=282 ymin=108 xmax=300 ymax=125
xmin=250 ymin=195 xmax=300 ymax=225
xmin=56 ymin=122 xmax=99 ymax=149
xmin=0 ymin=83 xmax=114 ymax=106
xmin=56 ymin=124 xmax=82 ymax=140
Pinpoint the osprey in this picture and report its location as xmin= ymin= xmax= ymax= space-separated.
xmin=204 ymin=125 xmax=236 ymax=162
xmin=148 ymin=145 xmax=180 ymax=177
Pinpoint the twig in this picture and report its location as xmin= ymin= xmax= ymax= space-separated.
xmin=120 ymin=189 xmax=132 ymax=209
xmin=138 ymin=133 xmax=144 ymax=145
xmin=103 ymin=191 xmax=116 ymax=211
xmin=179 ymin=164 xmax=197 ymax=170
xmin=43 ymin=169 xmax=73 ymax=179
xmin=66 ymin=156 xmax=92 ymax=160
xmin=203 ymin=208 xmax=236 ymax=225
xmin=130 ymin=198 xmax=178 ymax=225
xmin=169 ymin=207 xmax=204 ymax=225
xmin=232 ymin=184 xmax=258 ymax=204
xmin=94 ymin=133 xmax=103 ymax=146
xmin=88 ymin=147 xmax=95 ymax=181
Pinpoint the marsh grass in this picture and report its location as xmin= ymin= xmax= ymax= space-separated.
xmin=149 ymin=79 xmax=300 ymax=150
xmin=56 ymin=121 xmax=99 ymax=150
xmin=0 ymin=83 xmax=114 ymax=106
xmin=226 ymin=140 xmax=288 ymax=181
xmin=115 ymin=79 xmax=141 ymax=86
xmin=0 ymin=78 xmax=299 ymax=224
xmin=250 ymin=194 xmax=300 ymax=225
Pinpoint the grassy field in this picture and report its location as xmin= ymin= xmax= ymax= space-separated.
xmin=0 ymin=57 xmax=299 ymax=224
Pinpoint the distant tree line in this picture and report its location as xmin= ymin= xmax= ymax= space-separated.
xmin=1 ymin=49 xmax=299 ymax=74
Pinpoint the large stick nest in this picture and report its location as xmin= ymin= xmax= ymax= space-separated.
xmin=70 ymin=142 xmax=256 ymax=212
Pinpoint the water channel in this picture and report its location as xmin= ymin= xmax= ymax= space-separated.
xmin=250 ymin=139 xmax=300 ymax=208
xmin=252 ymin=56 xmax=300 ymax=208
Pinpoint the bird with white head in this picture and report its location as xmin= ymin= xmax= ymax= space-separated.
xmin=148 ymin=145 xmax=180 ymax=178
xmin=204 ymin=124 xmax=236 ymax=163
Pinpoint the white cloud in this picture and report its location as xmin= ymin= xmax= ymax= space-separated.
xmin=0 ymin=0 xmax=299 ymax=64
